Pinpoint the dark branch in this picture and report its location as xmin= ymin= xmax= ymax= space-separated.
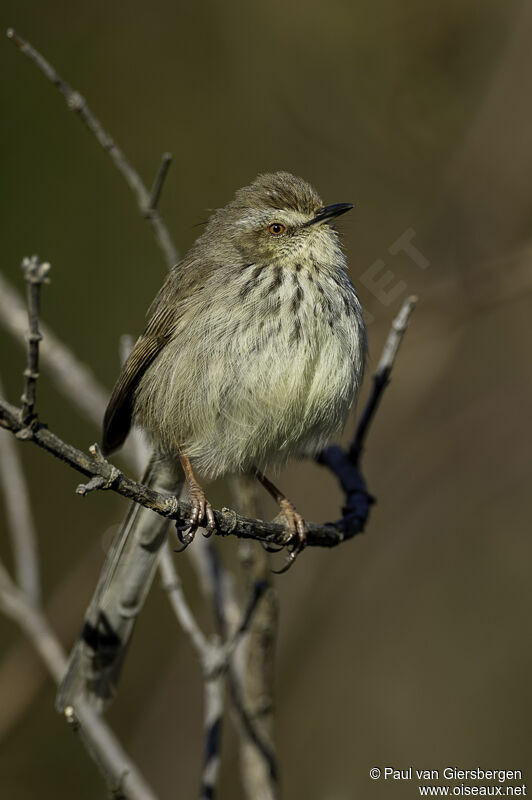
xmin=348 ymin=296 xmax=417 ymax=464
xmin=316 ymin=295 xmax=418 ymax=535
xmin=0 ymin=284 xmax=416 ymax=552
xmin=0 ymin=394 xmax=344 ymax=549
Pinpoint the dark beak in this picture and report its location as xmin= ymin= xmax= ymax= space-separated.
xmin=303 ymin=202 xmax=354 ymax=227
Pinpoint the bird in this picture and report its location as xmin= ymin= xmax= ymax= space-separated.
xmin=102 ymin=171 xmax=366 ymax=565
xmin=56 ymin=172 xmax=366 ymax=712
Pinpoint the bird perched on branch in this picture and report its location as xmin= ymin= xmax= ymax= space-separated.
xmin=103 ymin=172 xmax=366 ymax=564
xmin=57 ymin=171 xmax=366 ymax=712
xmin=103 ymin=171 xmax=366 ymax=563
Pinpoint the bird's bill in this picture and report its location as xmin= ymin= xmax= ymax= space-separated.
xmin=303 ymin=202 xmax=354 ymax=227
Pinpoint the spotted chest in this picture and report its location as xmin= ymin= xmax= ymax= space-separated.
xmin=233 ymin=260 xmax=364 ymax=358
xmin=135 ymin=259 xmax=366 ymax=477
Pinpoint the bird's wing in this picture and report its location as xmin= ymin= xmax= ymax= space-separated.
xmin=102 ymin=253 xmax=219 ymax=454
xmin=102 ymin=299 xmax=176 ymax=454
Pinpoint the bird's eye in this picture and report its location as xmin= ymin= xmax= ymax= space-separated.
xmin=268 ymin=222 xmax=286 ymax=235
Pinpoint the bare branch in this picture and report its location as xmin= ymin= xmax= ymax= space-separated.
xmin=148 ymin=153 xmax=173 ymax=211
xmin=56 ymin=458 xmax=174 ymax=712
xmin=348 ymin=295 xmax=418 ymax=464
xmin=0 ymin=272 xmax=107 ymax=427
xmin=376 ymin=295 xmax=418 ymax=374
xmin=227 ymin=477 xmax=280 ymax=799
xmin=159 ymin=543 xmax=209 ymax=660
xmin=160 ymin=537 xmax=268 ymax=800
xmin=0 ymin=563 xmax=158 ymax=800
xmin=19 ymin=256 xmax=49 ymax=425
xmin=0 ymin=376 xmax=40 ymax=605
xmin=0 ymin=393 xmax=351 ymax=547
xmin=6 ymin=28 xmax=179 ymax=269
xmin=0 ymin=279 xmax=417 ymax=553
xmin=160 ymin=539 xmax=226 ymax=800
xmin=191 ymin=538 xmax=279 ymax=796
xmin=200 ymin=673 xmax=224 ymax=800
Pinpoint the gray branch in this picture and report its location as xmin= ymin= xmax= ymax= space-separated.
xmin=19 ymin=256 xmax=50 ymax=425
xmin=0 ymin=376 xmax=40 ymax=606
xmin=6 ymin=28 xmax=179 ymax=270
xmin=0 ymin=564 xmax=157 ymax=800
xmin=0 ymin=271 xmax=108 ymax=428
xmin=229 ymin=476 xmax=280 ymax=800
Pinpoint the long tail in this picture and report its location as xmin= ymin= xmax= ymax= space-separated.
xmin=56 ymin=455 xmax=178 ymax=713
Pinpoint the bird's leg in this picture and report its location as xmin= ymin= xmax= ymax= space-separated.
xmin=176 ymin=451 xmax=216 ymax=550
xmin=253 ymin=469 xmax=308 ymax=573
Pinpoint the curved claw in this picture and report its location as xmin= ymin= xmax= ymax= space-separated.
xmin=175 ymin=523 xmax=196 ymax=553
xmin=272 ymin=550 xmax=298 ymax=574
xmin=261 ymin=541 xmax=284 ymax=553
xmin=201 ymin=504 xmax=217 ymax=538
xmin=269 ymin=502 xmax=308 ymax=574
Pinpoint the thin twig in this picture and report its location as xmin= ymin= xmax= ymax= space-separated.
xmin=159 ymin=542 xmax=209 ymax=661
xmin=6 ymin=28 xmax=178 ymax=269
xmin=0 ymin=271 xmax=108 ymax=427
xmin=349 ymin=295 xmax=418 ymax=464
xmin=20 ymin=256 xmax=49 ymax=425
xmin=160 ymin=538 xmax=226 ymax=800
xmin=148 ymin=153 xmax=173 ymax=211
xmin=0 ymin=563 xmax=158 ymax=800
xmin=0 ymin=375 xmax=41 ymax=606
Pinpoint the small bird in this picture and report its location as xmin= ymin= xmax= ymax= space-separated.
xmin=56 ymin=172 xmax=367 ymax=712
xmin=103 ymin=171 xmax=366 ymax=564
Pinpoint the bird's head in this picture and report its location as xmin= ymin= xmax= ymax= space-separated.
xmin=199 ymin=172 xmax=353 ymax=267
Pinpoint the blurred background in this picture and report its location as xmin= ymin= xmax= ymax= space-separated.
xmin=0 ymin=0 xmax=531 ymax=797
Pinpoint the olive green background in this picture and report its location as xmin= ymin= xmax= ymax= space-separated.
xmin=0 ymin=1 xmax=531 ymax=798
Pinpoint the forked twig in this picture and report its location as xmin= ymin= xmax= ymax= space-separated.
xmin=6 ymin=28 xmax=178 ymax=270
